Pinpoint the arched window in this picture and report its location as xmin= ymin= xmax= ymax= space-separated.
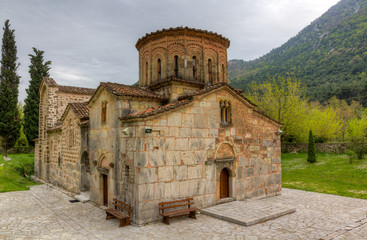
xmin=174 ymin=55 xmax=179 ymax=78
xmin=208 ymin=58 xmax=213 ymax=84
xmin=145 ymin=61 xmax=148 ymax=85
xmin=192 ymin=56 xmax=197 ymax=79
xmin=101 ymin=101 xmax=107 ymax=124
xmin=157 ymin=59 xmax=161 ymax=81
xmin=222 ymin=64 xmax=225 ymax=82
xmin=220 ymin=100 xmax=231 ymax=125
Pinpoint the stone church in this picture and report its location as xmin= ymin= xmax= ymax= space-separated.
xmin=34 ymin=27 xmax=282 ymax=225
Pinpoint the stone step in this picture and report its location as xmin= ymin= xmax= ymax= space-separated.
xmin=201 ymin=199 xmax=296 ymax=226
xmin=75 ymin=194 xmax=90 ymax=203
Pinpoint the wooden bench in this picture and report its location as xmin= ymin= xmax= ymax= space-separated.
xmin=105 ymin=198 xmax=131 ymax=227
xmin=158 ymin=197 xmax=198 ymax=225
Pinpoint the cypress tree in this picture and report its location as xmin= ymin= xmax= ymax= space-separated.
xmin=307 ymin=130 xmax=317 ymax=163
xmin=23 ymin=48 xmax=51 ymax=146
xmin=0 ymin=20 xmax=21 ymax=157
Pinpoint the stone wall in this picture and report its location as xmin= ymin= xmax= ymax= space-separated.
xmin=120 ymin=88 xmax=281 ymax=224
xmin=46 ymin=110 xmax=84 ymax=194
xmin=58 ymin=92 xmax=91 ymax=121
xmin=89 ymin=90 xmax=155 ymax=207
xmin=281 ymin=143 xmax=350 ymax=153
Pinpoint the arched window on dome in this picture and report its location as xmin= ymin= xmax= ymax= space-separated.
xmin=157 ymin=59 xmax=161 ymax=81
xmin=145 ymin=61 xmax=148 ymax=85
xmin=208 ymin=58 xmax=213 ymax=84
xmin=222 ymin=64 xmax=225 ymax=82
xmin=174 ymin=55 xmax=179 ymax=78
xmin=192 ymin=56 xmax=197 ymax=80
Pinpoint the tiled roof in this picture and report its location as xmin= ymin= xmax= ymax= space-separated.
xmin=177 ymin=82 xmax=257 ymax=107
xmin=136 ymin=26 xmax=230 ymax=50
xmin=120 ymin=100 xmax=192 ymax=120
xmin=149 ymin=76 xmax=205 ymax=89
xmin=58 ymin=85 xmax=95 ymax=95
xmin=42 ymin=77 xmax=95 ymax=95
xmin=101 ymin=82 xmax=165 ymax=100
xmin=69 ymin=102 xmax=89 ymax=120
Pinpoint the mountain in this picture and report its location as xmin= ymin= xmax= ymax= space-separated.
xmin=229 ymin=0 xmax=367 ymax=105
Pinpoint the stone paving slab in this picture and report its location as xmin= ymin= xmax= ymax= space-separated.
xmin=1 ymin=185 xmax=367 ymax=239
xmin=201 ymin=199 xmax=296 ymax=226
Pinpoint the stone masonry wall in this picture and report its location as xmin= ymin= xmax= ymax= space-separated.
xmin=121 ymin=88 xmax=281 ymax=225
xmin=47 ymin=110 xmax=82 ymax=194
xmin=88 ymin=90 xmax=161 ymax=207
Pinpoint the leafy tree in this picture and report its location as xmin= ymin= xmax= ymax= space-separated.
xmin=304 ymin=106 xmax=343 ymax=142
xmin=246 ymin=76 xmax=308 ymax=142
xmin=345 ymin=117 xmax=367 ymax=159
xmin=307 ymin=130 xmax=316 ymax=163
xmin=23 ymin=47 xmax=51 ymax=146
xmin=14 ymin=103 xmax=29 ymax=149
xmin=0 ymin=20 xmax=21 ymax=157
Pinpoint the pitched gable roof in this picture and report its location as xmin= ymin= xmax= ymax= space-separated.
xmin=40 ymin=77 xmax=95 ymax=95
xmin=177 ymin=82 xmax=256 ymax=107
xmin=61 ymin=102 xmax=89 ymax=121
xmin=120 ymin=100 xmax=191 ymax=120
xmin=58 ymin=86 xmax=95 ymax=95
xmin=100 ymin=82 xmax=165 ymax=99
xmin=69 ymin=102 xmax=89 ymax=120
xmin=120 ymin=82 xmax=281 ymax=125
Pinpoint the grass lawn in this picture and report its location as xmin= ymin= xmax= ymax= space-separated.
xmin=0 ymin=153 xmax=40 ymax=193
xmin=282 ymin=152 xmax=367 ymax=199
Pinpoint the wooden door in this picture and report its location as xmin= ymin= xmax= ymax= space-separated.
xmin=103 ymin=174 xmax=108 ymax=206
xmin=220 ymin=168 xmax=229 ymax=198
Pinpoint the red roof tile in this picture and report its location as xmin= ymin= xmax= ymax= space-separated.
xmin=120 ymin=100 xmax=191 ymax=120
xmin=58 ymin=85 xmax=95 ymax=95
xmin=69 ymin=102 xmax=89 ymax=120
xmin=101 ymin=82 xmax=165 ymax=100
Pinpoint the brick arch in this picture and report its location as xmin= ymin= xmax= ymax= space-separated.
xmin=98 ymin=154 xmax=110 ymax=170
xmin=214 ymin=141 xmax=236 ymax=160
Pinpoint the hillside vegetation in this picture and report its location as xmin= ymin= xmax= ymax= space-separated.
xmin=229 ymin=0 xmax=367 ymax=105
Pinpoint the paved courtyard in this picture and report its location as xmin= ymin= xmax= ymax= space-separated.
xmin=1 ymin=185 xmax=367 ymax=240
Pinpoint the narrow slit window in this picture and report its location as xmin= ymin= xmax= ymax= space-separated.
xmin=174 ymin=55 xmax=178 ymax=78
xmin=192 ymin=56 xmax=197 ymax=79
xmin=222 ymin=64 xmax=225 ymax=82
xmin=157 ymin=59 xmax=161 ymax=81
xmin=145 ymin=61 xmax=148 ymax=85
xmin=208 ymin=58 xmax=213 ymax=84
xmin=101 ymin=101 xmax=107 ymax=123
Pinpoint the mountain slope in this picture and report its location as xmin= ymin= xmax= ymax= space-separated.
xmin=229 ymin=0 xmax=367 ymax=105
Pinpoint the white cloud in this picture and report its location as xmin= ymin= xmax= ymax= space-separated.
xmin=0 ymin=0 xmax=340 ymax=102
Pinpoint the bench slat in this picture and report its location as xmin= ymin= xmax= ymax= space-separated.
xmin=106 ymin=208 xmax=129 ymax=219
xmin=114 ymin=198 xmax=131 ymax=209
xmin=112 ymin=202 xmax=131 ymax=213
xmin=159 ymin=202 xmax=194 ymax=210
xmin=158 ymin=197 xmax=194 ymax=206
xmin=160 ymin=207 xmax=198 ymax=217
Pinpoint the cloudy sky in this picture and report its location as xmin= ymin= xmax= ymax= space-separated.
xmin=1 ymin=0 xmax=340 ymax=103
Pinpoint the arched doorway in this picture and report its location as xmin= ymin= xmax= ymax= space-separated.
xmin=80 ymin=151 xmax=90 ymax=191
xmin=220 ymin=168 xmax=229 ymax=198
xmin=99 ymin=157 xmax=110 ymax=206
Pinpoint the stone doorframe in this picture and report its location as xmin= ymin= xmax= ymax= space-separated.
xmin=214 ymin=141 xmax=236 ymax=200
xmin=97 ymin=156 xmax=111 ymax=206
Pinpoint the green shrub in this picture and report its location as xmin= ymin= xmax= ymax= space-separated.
xmin=307 ymin=130 xmax=317 ymax=163
xmin=12 ymin=157 xmax=34 ymax=178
